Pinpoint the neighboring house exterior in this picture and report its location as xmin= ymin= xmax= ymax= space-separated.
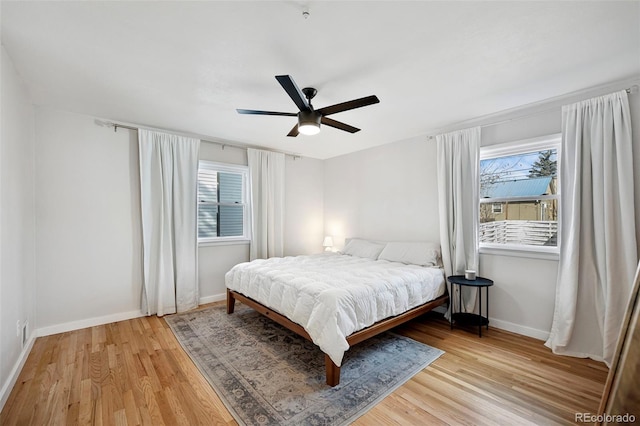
xmin=480 ymin=176 xmax=556 ymax=222
xmin=480 ymin=176 xmax=558 ymax=246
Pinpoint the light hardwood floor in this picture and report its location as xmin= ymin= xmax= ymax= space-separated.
xmin=1 ymin=303 xmax=607 ymax=425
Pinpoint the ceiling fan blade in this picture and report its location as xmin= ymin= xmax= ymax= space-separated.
xmin=275 ymin=75 xmax=311 ymax=112
xmin=236 ymin=109 xmax=297 ymax=116
xmin=287 ymin=124 xmax=299 ymax=137
xmin=317 ymin=95 xmax=380 ymax=116
xmin=321 ymin=116 xmax=360 ymax=133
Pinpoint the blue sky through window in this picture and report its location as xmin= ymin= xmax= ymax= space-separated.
xmin=481 ymin=150 xmax=557 ymax=184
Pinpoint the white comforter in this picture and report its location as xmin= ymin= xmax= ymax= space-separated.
xmin=225 ymin=252 xmax=446 ymax=366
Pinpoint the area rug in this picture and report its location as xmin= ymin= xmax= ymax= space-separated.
xmin=165 ymin=304 xmax=444 ymax=426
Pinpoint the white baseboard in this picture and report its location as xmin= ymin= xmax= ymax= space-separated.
xmin=489 ymin=317 xmax=550 ymax=341
xmin=413 ymin=305 xmax=548 ymax=341
xmin=199 ymin=292 xmax=226 ymax=305
xmin=32 ymin=300 xmax=548 ymax=343
xmin=35 ymin=293 xmax=226 ymax=338
xmin=0 ymin=335 xmax=36 ymax=412
xmin=35 ymin=309 xmax=145 ymax=338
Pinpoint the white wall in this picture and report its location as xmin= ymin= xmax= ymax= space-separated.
xmin=33 ymin=109 xmax=325 ymax=331
xmin=323 ymin=135 xmax=441 ymax=250
xmin=323 ymin=78 xmax=640 ymax=340
xmin=0 ymin=47 xmax=37 ymax=409
xmin=34 ymin=108 xmax=143 ymax=334
xmin=284 ymin=155 xmax=324 ymax=256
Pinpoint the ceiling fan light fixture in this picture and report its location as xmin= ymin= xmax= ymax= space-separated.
xmin=237 ymin=75 xmax=379 ymax=137
xmin=298 ymin=123 xmax=320 ymax=135
xmin=298 ymin=110 xmax=321 ymax=135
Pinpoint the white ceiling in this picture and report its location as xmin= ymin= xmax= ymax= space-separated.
xmin=2 ymin=1 xmax=639 ymax=159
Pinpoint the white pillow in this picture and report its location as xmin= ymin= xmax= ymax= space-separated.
xmin=378 ymin=242 xmax=441 ymax=267
xmin=342 ymin=238 xmax=386 ymax=260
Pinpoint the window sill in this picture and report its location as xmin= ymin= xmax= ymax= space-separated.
xmin=198 ymin=239 xmax=251 ymax=247
xmin=479 ymin=244 xmax=559 ymax=261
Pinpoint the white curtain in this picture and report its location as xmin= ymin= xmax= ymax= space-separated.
xmin=436 ymin=127 xmax=481 ymax=315
xmin=545 ymin=90 xmax=637 ymax=366
xmin=138 ymin=129 xmax=200 ymax=316
xmin=247 ymin=148 xmax=285 ymax=260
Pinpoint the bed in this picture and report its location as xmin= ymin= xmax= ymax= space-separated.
xmin=225 ymin=239 xmax=448 ymax=386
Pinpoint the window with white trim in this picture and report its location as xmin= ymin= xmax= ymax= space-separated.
xmin=479 ymin=134 xmax=561 ymax=254
xmin=197 ymin=161 xmax=250 ymax=244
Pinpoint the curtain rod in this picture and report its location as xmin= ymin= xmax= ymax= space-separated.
xmin=427 ymin=84 xmax=639 ymax=140
xmin=98 ymin=120 xmax=303 ymax=160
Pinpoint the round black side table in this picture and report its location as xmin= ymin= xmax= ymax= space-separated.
xmin=447 ymin=275 xmax=494 ymax=337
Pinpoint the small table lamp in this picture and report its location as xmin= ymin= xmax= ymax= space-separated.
xmin=322 ymin=236 xmax=334 ymax=252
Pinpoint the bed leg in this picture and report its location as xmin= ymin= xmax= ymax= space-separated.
xmin=226 ymin=289 xmax=236 ymax=314
xmin=325 ymin=354 xmax=340 ymax=387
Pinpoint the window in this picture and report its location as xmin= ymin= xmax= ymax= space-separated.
xmin=197 ymin=161 xmax=250 ymax=244
xmin=479 ymin=134 xmax=560 ymax=255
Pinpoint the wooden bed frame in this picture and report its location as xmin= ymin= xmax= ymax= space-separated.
xmin=226 ymin=288 xmax=449 ymax=386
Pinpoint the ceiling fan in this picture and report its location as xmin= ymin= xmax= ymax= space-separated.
xmin=237 ymin=75 xmax=380 ymax=137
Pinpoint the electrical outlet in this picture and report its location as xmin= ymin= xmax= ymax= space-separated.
xmin=16 ymin=320 xmax=21 ymax=337
xmin=22 ymin=322 xmax=28 ymax=347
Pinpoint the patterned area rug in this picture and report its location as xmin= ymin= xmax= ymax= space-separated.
xmin=165 ymin=304 xmax=444 ymax=426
